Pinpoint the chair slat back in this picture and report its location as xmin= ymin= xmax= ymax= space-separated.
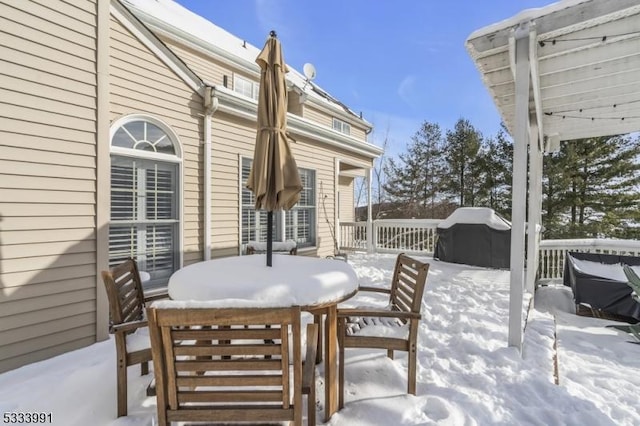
xmin=101 ymin=258 xmax=146 ymax=327
xmin=389 ymin=254 xmax=430 ymax=314
xmin=147 ymin=305 xmax=303 ymax=425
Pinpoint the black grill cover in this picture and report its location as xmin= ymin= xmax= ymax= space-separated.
xmin=434 ymin=208 xmax=511 ymax=269
xmin=563 ymin=251 xmax=640 ymax=321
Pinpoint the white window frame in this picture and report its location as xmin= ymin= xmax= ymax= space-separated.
xmin=233 ymin=74 xmax=259 ymax=100
xmin=332 ymin=118 xmax=351 ymax=135
xmin=109 ymin=115 xmax=183 ymax=289
xmin=240 ymin=157 xmax=316 ymax=252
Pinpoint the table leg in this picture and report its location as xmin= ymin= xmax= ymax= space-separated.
xmin=324 ymin=304 xmax=338 ymax=422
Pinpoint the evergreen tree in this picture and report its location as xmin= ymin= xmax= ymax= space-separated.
xmin=542 ymin=147 xmax=573 ymax=238
xmin=542 ymin=135 xmax=640 ymax=238
xmin=476 ymin=127 xmax=513 ymax=218
xmin=383 ymin=121 xmax=445 ymax=217
xmin=442 ymin=118 xmax=482 ymax=206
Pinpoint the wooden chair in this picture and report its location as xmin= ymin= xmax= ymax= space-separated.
xmin=337 ymin=253 xmax=429 ymax=408
xmin=101 ymin=258 xmax=166 ymax=417
xmin=146 ymin=304 xmax=318 ymax=426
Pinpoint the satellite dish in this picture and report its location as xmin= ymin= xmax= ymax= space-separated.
xmin=303 ymin=63 xmax=316 ymax=81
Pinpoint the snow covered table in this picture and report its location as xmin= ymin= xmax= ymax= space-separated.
xmin=167 ymin=254 xmax=359 ymax=421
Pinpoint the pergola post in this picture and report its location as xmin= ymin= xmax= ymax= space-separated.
xmin=508 ymin=23 xmax=531 ymax=351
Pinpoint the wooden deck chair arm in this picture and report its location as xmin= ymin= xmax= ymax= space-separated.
xmin=336 ymin=308 xmax=421 ymax=320
xmin=110 ymin=319 xmax=148 ymax=334
xmin=357 ymin=286 xmax=391 ymax=294
xmin=303 ymin=324 xmax=319 ymax=389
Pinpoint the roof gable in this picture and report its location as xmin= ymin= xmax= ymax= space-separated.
xmin=111 ymin=0 xmax=204 ymax=96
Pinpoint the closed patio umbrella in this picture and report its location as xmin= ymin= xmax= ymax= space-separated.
xmin=246 ymin=31 xmax=302 ymax=266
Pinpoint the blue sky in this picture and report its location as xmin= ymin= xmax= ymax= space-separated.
xmin=175 ymin=0 xmax=555 ymax=156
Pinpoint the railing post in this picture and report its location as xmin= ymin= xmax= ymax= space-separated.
xmin=366 ymin=168 xmax=374 ymax=253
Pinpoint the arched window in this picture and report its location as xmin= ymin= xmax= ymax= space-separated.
xmin=109 ymin=116 xmax=181 ymax=289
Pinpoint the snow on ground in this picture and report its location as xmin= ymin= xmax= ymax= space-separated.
xmin=2 ymin=253 xmax=640 ymax=425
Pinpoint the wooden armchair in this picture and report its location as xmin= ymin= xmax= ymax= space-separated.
xmin=337 ymin=253 xmax=429 ymax=407
xmin=146 ymin=304 xmax=318 ymax=426
xmin=101 ymin=258 xmax=166 ymax=417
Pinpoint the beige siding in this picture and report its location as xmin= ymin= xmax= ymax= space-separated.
xmin=108 ymin=16 xmax=205 ymax=264
xmin=210 ymin=113 xmax=254 ymax=256
xmin=338 ymin=176 xmax=355 ymax=222
xmin=303 ymin=105 xmax=333 ymax=128
xmin=209 ymin=111 xmax=373 ymax=258
xmin=349 ymin=124 xmax=367 ymax=141
xmin=303 ymin=104 xmax=368 ymax=140
xmin=161 ymin=37 xmax=368 ymax=140
xmin=0 ymin=0 xmax=98 ymax=373
xmin=160 ymin=36 xmax=230 ymax=87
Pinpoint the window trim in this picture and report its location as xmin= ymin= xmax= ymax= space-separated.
xmin=233 ymin=74 xmax=259 ymax=100
xmin=332 ymin=118 xmax=351 ymax=135
xmin=109 ymin=114 xmax=184 ymax=286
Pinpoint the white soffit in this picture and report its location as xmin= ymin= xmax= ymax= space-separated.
xmin=466 ymin=0 xmax=640 ymax=142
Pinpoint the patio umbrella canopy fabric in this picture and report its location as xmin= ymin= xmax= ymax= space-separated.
xmin=246 ymin=31 xmax=302 ymax=266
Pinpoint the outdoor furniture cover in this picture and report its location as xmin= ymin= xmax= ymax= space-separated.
xmin=434 ymin=207 xmax=511 ymax=269
xmin=563 ymin=251 xmax=640 ymax=321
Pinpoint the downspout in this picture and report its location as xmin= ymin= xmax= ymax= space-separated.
xmin=203 ymin=86 xmax=219 ymax=260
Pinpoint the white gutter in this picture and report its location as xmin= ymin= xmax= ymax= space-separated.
xmin=203 ymin=86 xmax=219 ymax=260
xmin=212 ymin=86 xmax=383 ymax=159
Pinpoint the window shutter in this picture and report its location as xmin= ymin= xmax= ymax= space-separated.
xmin=109 ymin=157 xmax=178 ymax=287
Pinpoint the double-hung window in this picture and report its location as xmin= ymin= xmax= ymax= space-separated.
xmin=109 ymin=118 xmax=181 ymax=289
xmin=234 ymin=75 xmax=259 ymax=100
xmin=332 ymin=118 xmax=351 ymax=135
xmin=241 ymin=158 xmax=316 ymax=250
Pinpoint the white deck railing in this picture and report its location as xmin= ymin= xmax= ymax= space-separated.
xmin=339 ymin=219 xmax=441 ymax=254
xmin=338 ymin=221 xmax=368 ymax=251
xmin=374 ymin=219 xmax=441 ymax=253
xmin=339 ymin=220 xmax=640 ymax=281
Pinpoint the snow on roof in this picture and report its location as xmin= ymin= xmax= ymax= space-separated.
xmin=438 ymin=207 xmax=511 ymax=230
xmin=120 ymin=0 xmax=368 ymax=125
xmin=466 ymin=0 xmax=591 ymax=41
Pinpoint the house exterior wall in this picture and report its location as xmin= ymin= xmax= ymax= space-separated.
xmin=0 ymin=0 xmax=378 ymax=373
xmin=209 ymin=111 xmax=347 ymax=258
xmin=338 ymin=176 xmax=355 ymax=222
xmin=162 ymin=37 xmax=368 ymax=143
xmin=158 ymin=37 xmax=374 ymax=258
xmin=109 ymin=14 xmax=205 ymax=266
xmin=303 ymin=104 xmax=368 ymax=141
xmin=156 ymin=37 xmax=229 ymax=87
xmin=0 ymin=0 xmax=99 ymax=373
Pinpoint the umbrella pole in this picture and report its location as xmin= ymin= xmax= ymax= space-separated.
xmin=267 ymin=211 xmax=273 ymax=267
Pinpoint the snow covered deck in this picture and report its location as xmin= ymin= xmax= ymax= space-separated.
xmin=1 ymin=253 xmax=640 ymax=425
